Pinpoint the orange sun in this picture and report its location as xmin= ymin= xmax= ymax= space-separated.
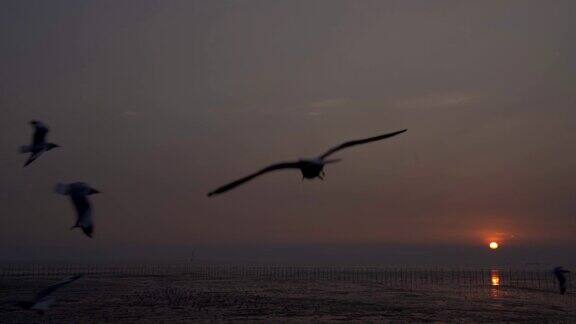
xmin=489 ymin=242 xmax=499 ymax=250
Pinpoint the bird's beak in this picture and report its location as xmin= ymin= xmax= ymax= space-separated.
xmin=90 ymin=189 xmax=101 ymax=194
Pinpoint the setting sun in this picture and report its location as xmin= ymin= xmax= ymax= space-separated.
xmin=489 ymin=242 xmax=499 ymax=250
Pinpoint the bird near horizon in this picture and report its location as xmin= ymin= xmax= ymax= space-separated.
xmin=554 ymin=266 xmax=570 ymax=295
xmin=208 ymin=129 xmax=407 ymax=196
xmin=55 ymin=182 xmax=100 ymax=238
xmin=12 ymin=275 xmax=83 ymax=314
xmin=19 ymin=120 xmax=60 ymax=167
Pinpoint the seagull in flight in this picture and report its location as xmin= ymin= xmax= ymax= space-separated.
xmin=208 ymin=129 xmax=407 ymax=196
xmin=19 ymin=120 xmax=60 ymax=167
xmin=554 ymin=266 xmax=570 ymax=295
xmin=55 ymin=182 xmax=100 ymax=238
xmin=13 ymin=275 xmax=83 ymax=314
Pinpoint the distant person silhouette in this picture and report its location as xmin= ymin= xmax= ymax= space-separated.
xmin=554 ymin=266 xmax=570 ymax=294
xmin=208 ymin=129 xmax=407 ymax=196
xmin=13 ymin=275 xmax=82 ymax=314
xmin=55 ymin=182 xmax=100 ymax=238
xmin=19 ymin=120 xmax=60 ymax=167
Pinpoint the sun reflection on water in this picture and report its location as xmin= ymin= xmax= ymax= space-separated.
xmin=491 ymin=270 xmax=500 ymax=286
xmin=490 ymin=269 xmax=501 ymax=298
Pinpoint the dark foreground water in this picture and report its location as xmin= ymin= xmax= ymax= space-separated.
xmin=0 ymin=264 xmax=574 ymax=322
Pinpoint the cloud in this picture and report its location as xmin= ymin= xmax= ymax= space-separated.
xmin=395 ymin=92 xmax=478 ymax=110
xmin=308 ymin=98 xmax=348 ymax=109
xmin=307 ymin=98 xmax=348 ymax=117
xmin=123 ymin=110 xmax=138 ymax=117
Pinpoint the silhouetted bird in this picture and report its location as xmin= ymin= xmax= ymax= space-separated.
xmin=19 ymin=120 xmax=60 ymax=167
xmin=55 ymin=182 xmax=100 ymax=238
xmin=14 ymin=275 xmax=82 ymax=314
xmin=554 ymin=266 xmax=570 ymax=295
xmin=208 ymin=129 xmax=407 ymax=196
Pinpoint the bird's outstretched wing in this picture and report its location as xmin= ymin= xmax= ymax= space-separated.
xmin=23 ymin=153 xmax=41 ymax=167
xmin=35 ymin=275 xmax=83 ymax=302
xmin=319 ymin=129 xmax=407 ymax=159
xmin=208 ymin=161 xmax=303 ymax=196
xmin=31 ymin=121 xmax=49 ymax=147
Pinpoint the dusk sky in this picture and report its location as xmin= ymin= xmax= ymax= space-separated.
xmin=1 ymin=0 xmax=575 ymax=263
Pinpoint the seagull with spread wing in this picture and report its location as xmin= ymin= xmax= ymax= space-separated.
xmin=55 ymin=182 xmax=100 ymax=238
xmin=208 ymin=129 xmax=407 ymax=196
xmin=19 ymin=120 xmax=60 ymax=167
xmin=13 ymin=275 xmax=83 ymax=314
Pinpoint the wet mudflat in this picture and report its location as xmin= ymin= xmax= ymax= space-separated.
xmin=1 ymin=273 xmax=575 ymax=323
